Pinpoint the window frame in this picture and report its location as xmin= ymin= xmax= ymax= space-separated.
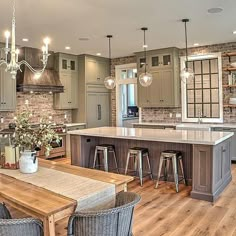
xmin=181 ymin=53 xmax=223 ymax=123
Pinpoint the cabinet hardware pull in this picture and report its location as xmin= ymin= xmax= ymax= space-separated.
xmin=97 ymin=104 xmax=102 ymax=120
xmin=222 ymin=149 xmax=226 ymax=153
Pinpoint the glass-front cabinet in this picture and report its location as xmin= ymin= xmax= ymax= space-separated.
xmin=149 ymin=53 xmax=172 ymax=70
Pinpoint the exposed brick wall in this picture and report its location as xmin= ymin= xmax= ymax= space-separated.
xmin=0 ymin=92 xmax=72 ymax=128
xmin=111 ymin=41 xmax=236 ymax=125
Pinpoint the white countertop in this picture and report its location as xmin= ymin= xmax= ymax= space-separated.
xmin=68 ymin=127 xmax=233 ymax=145
xmin=64 ymin=123 xmax=86 ymax=127
xmin=133 ymin=122 xmax=236 ymax=129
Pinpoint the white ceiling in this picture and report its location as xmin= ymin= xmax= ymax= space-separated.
xmin=0 ymin=0 xmax=236 ymax=58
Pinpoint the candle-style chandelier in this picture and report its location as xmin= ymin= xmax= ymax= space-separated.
xmin=0 ymin=0 xmax=50 ymax=79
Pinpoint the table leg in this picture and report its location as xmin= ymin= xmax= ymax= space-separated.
xmin=43 ymin=215 xmax=56 ymax=236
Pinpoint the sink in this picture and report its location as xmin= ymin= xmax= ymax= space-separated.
xmin=176 ymin=123 xmax=212 ymax=131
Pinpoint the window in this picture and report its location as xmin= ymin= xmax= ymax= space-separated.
xmin=181 ymin=53 xmax=223 ymax=123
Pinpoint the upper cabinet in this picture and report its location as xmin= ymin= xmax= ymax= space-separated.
xmin=85 ymin=55 xmax=109 ymax=84
xmin=136 ymin=47 xmax=180 ymax=108
xmin=54 ymin=53 xmax=78 ymax=73
xmin=0 ymin=68 xmax=16 ymax=111
xmin=53 ymin=53 xmax=79 ymax=109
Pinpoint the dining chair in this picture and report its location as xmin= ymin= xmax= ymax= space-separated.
xmin=67 ymin=191 xmax=141 ymax=236
xmin=0 ymin=202 xmax=44 ymax=236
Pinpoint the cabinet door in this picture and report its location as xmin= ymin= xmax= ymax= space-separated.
xmin=160 ymin=69 xmax=174 ymax=106
xmin=150 ymin=53 xmax=172 ymax=71
xmin=98 ymin=93 xmax=110 ymax=127
xmin=97 ymin=60 xmax=109 ymax=84
xmin=148 ymin=71 xmax=162 ymax=106
xmin=59 ymin=73 xmax=71 ymax=109
xmin=86 ymin=59 xmax=98 ymax=83
xmin=137 ymin=84 xmax=149 ymax=107
xmin=60 ymin=56 xmax=77 ymax=73
xmin=0 ymin=69 xmax=16 ymax=111
xmin=70 ymin=73 xmax=79 ymax=108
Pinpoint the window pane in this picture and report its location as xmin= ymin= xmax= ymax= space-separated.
xmin=187 ymin=104 xmax=195 ymax=117
xmin=212 ymin=104 xmax=219 ymax=117
xmin=187 ymin=61 xmax=194 ymax=70
xmin=211 ymin=74 xmax=219 ymax=88
xmin=195 ymin=90 xmax=202 ymax=103
xmin=211 ymin=59 xmax=218 ymax=73
xmin=152 ymin=56 xmax=159 ymax=67
xmin=194 ymin=61 xmax=202 ymax=74
xmin=195 ymin=75 xmax=202 ymax=89
xmin=187 ymin=90 xmax=194 ymax=103
xmin=203 ymin=75 xmax=210 ymax=88
xmin=203 ymin=104 xmax=211 ymax=117
xmin=203 ymin=60 xmax=210 ymax=74
xmin=212 ymin=89 xmax=219 ymax=103
xmin=121 ymin=70 xmax=127 ymax=79
xmin=203 ymin=89 xmax=211 ymax=103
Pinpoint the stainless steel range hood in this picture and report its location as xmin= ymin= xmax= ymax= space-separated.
xmin=16 ymin=47 xmax=64 ymax=93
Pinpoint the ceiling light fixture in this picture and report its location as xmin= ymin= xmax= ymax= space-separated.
xmin=180 ymin=19 xmax=194 ymax=83
xmin=104 ymin=35 xmax=116 ymax=89
xmin=194 ymin=43 xmax=199 ymax=46
xmin=22 ymin=38 xmax=29 ymax=42
xmin=233 ymin=31 xmax=236 ymax=35
xmin=0 ymin=0 xmax=50 ymax=79
xmin=207 ymin=8 xmax=223 ymax=14
xmin=139 ymin=27 xmax=152 ymax=87
xmin=96 ymin=53 xmax=101 ymax=56
xmin=65 ymin=46 xmax=71 ymax=50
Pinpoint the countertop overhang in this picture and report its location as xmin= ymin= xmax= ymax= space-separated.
xmin=68 ymin=127 xmax=234 ymax=145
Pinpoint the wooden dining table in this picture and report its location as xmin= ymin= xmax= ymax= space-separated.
xmin=0 ymin=159 xmax=134 ymax=236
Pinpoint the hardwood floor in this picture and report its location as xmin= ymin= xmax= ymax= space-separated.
xmin=3 ymin=157 xmax=236 ymax=236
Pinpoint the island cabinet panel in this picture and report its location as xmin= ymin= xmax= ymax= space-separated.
xmin=71 ymin=135 xmax=193 ymax=182
xmin=191 ymin=138 xmax=232 ymax=202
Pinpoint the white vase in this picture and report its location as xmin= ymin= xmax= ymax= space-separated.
xmin=19 ymin=150 xmax=38 ymax=174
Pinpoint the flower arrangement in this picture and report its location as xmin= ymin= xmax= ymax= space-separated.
xmin=12 ymin=111 xmax=60 ymax=156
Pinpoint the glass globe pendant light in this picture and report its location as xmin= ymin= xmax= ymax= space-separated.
xmin=181 ymin=19 xmax=194 ymax=83
xmin=104 ymin=35 xmax=116 ymax=89
xmin=139 ymin=27 xmax=153 ymax=87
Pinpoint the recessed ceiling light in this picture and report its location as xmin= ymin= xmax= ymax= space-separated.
xmin=233 ymin=31 xmax=236 ymax=35
xmin=22 ymin=38 xmax=29 ymax=42
xmin=207 ymin=7 xmax=223 ymax=14
xmin=79 ymin=37 xmax=89 ymax=41
xmin=96 ymin=53 xmax=101 ymax=56
xmin=65 ymin=46 xmax=71 ymax=50
xmin=194 ymin=43 xmax=199 ymax=46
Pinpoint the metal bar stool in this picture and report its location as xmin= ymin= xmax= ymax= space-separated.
xmin=155 ymin=150 xmax=186 ymax=192
xmin=125 ymin=147 xmax=153 ymax=186
xmin=92 ymin=144 xmax=119 ymax=173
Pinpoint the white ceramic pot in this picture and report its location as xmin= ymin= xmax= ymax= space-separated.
xmin=19 ymin=150 xmax=38 ymax=174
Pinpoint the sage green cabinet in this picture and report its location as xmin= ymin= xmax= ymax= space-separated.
xmin=54 ymin=53 xmax=78 ymax=73
xmin=71 ymin=55 xmax=110 ymax=127
xmin=85 ymin=56 xmax=109 ymax=84
xmin=136 ymin=47 xmax=180 ymax=108
xmin=0 ymin=68 xmax=16 ymax=111
xmin=54 ymin=53 xmax=79 ymax=109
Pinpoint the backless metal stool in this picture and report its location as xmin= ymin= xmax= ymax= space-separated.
xmin=125 ymin=147 xmax=153 ymax=186
xmin=155 ymin=150 xmax=186 ymax=192
xmin=93 ymin=144 xmax=119 ymax=173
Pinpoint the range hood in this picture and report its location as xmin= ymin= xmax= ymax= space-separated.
xmin=16 ymin=47 xmax=64 ymax=93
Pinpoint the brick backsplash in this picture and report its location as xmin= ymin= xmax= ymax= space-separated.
xmin=111 ymin=41 xmax=236 ymax=126
xmin=0 ymin=92 xmax=72 ymax=128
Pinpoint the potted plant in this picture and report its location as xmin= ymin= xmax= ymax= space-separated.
xmin=12 ymin=111 xmax=60 ymax=174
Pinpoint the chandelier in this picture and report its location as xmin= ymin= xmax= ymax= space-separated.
xmin=0 ymin=0 xmax=50 ymax=79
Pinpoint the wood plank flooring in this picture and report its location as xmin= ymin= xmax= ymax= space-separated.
xmin=2 ymin=157 xmax=236 ymax=236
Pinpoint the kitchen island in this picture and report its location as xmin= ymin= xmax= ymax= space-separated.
xmin=69 ymin=127 xmax=234 ymax=202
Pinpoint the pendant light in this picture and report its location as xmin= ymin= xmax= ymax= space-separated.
xmin=104 ymin=35 xmax=116 ymax=89
xmin=180 ymin=19 xmax=194 ymax=82
xmin=139 ymin=27 xmax=153 ymax=87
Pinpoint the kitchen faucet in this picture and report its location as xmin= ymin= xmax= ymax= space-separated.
xmin=197 ymin=109 xmax=202 ymax=124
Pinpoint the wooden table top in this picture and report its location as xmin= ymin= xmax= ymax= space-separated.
xmin=0 ymin=174 xmax=76 ymax=216
xmin=39 ymin=159 xmax=134 ymax=188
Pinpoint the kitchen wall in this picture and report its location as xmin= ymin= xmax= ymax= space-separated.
xmin=111 ymin=41 xmax=236 ymax=125
xmin=0 ymin=92 xmax=72 ymax=128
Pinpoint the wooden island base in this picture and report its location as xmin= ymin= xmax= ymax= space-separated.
xmin=71 ymin=134 xmax=232 ymax=202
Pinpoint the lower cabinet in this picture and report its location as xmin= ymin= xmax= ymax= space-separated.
xmin=86 ymin=92 xmax=110 ymax=128
xmin=0 ymin=68 xmax=16 ymax=111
